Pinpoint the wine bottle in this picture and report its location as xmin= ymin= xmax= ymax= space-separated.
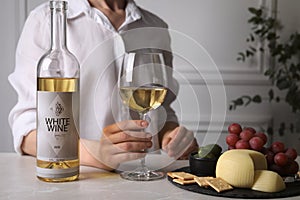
xmin=36 ymin=0 xmax=80 ymax=182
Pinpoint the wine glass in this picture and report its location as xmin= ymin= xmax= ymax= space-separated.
xmin=118 ymin=50 xmax=168 ymax=181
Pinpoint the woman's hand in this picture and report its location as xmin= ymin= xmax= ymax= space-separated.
xmin=161 ymin=126 xmax=198 ymax=160
xmin=81 ymin=120 xmax=152 ymax=170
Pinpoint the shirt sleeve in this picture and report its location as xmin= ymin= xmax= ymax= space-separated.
xmin=8 ymin=7 xmax=50 ymax=154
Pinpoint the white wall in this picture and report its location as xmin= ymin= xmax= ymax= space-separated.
xmin=0 ymin=1 xmax=25 ymax=152
xmin=1 ymin=0 xmax=299 ymax=152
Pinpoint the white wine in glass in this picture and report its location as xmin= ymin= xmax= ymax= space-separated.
xmin=118 ymin=51 xmax=168 ymax=181
xmin=119 ymin=86 xmax=167 ymax=114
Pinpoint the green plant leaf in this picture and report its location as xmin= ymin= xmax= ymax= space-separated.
xmin=252 ymin=95 xmax=262 ymax=103
xmin=278 ymin=125 xmax=285 ymax=136
xmin=248 ymin=7 xmax=262 ymax=17
xmin=254 ymin=29 xmax=262 ymax=35
xmin=250 ymin=34 xmax=255 ymax=42
xmin=267 ymin=32 xmax=277 ymax=40
xmin=256 ymin=9 xmax=262 ymax=17
xmin=249 ymin=46 xmax=257 ymax=52
xmin=246 ymin=50 xmax=254 ymax=57
xmin=276 ymin=79 xmax=291 ymax=90
xmin=237 ymin=52 xmax=245 ymax=62
xmin=248 ymin=7 xmax=258 ymax=14
xmin=234 ymin=98 xmax=244 ymax=106
xmin=267 ymin=126 xmax=274 ymax=136
xmin=268 ymin=89 xmax=274 ymax=102
xmin=259 ymin=47 xmax=264 ymax=52
xmin=264 ymin=69 xmax=274 ymax=76
xmin=279 ymin=122 xmax=286 ymax=136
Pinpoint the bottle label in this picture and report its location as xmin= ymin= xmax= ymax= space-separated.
xmin=37 ymin=92 xmax=79 ymax=161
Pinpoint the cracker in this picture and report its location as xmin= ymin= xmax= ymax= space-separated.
xmin=167 ymin=172 xmax=176 ymax=178
xmin=194 ymin=176 xmax=214 ymax=187
xmin=172 ymin=172 xmax=195 ymax=180
xmin=205 ymin=177 xmax=233 ymax=193
xmin=173 ymin=178 xmax=196 ymax=185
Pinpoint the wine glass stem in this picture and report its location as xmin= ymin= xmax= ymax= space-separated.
xmin=140 ymin=112 xmax=148 ymax=172
xmin=140 ymin=157 xmax=146 ymax=169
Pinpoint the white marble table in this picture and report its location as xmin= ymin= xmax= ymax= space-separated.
xmin=0 ymin=153 xmax=299 ymax=200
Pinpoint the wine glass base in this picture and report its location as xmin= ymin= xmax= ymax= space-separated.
xmin=120 ymin=170 xmax=165 ymax=181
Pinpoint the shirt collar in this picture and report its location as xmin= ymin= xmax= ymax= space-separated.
xmin=125 ymin=0 xmax=142 ymax=21
xmin=67 ymin=0 xmax=91 ymax=19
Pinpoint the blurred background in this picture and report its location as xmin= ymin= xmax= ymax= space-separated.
xmin=1 ymin=0 xmax=299 ymax=153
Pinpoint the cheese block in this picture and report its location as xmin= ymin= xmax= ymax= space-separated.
xmin=215 ymin=149 xmax=267 ymax=188
xmin=252 ymin=170 xmax=286 ymax=193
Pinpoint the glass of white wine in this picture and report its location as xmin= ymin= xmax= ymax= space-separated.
xmin=118 ymin=50 xmax=168 ymax=181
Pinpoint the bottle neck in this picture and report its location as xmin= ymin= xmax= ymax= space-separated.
xmin=51 ymin=7 xmax=67 ymax=50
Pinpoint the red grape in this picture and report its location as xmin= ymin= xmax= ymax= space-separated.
xmin=285 ymin=148 xmax=298 ymax=160
xmin=228 ymin=123 xmax=242 ymax=135
xmin=240 ymin=130 xmax=254 ymax=141
xmin=254 ymin=132 xmax=267 ymax=145
xmin=235 ymin=140 xmax=250 ymax=149
xmin=265 ymin=150 xmax=275 ymax=165
xmin=272 ymin=160 xmax=299 ymax=176
xmin=260 ymin=147 xmax=268 ymax=154
xmin=226 ymin=134 xmax=239 ymax=146
xmin=274 ymin=152 xmax=288 ymax=166
xmin=228 ymin=145 xmax=235 ymax=150
xmin=286 ymin=160 xmax=299 ymax=175
xmin=249 ymin=136 xmax=264 ymax=151
xmin=243 ymin=127 xmax=256 ymax=134
xmin=271 ymin=141 xmax=285 ymax=154
xmin=269 ymin=164 xmax=285 ymax=176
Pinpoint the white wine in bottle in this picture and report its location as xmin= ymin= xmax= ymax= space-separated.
xmin=36 ymin=1 xmax=80 ymax=182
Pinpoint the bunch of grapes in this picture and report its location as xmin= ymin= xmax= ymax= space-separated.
xmin=226 ymin=123 xmax=299 ymax=176
xmin=265 ymin=141 xmax=299 ymax=176
xmin=226 ymin=123 xmax=267 ymax=151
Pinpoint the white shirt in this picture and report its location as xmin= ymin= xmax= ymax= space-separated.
xmin=9 ymin=0 xmax=178 ymax=154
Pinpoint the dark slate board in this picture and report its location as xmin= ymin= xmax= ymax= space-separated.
xmin=168 ymin=167 xmax=300 ymax=199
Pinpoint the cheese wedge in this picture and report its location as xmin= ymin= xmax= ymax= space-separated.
xmin=215 ymin=149 xmax=267 ymax=188
xmin=252 ymin=170 xmax=286 ymax=193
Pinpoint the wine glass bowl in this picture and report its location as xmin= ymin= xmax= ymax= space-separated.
xmin=118 ymin=51 xmax=169 ymax=181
